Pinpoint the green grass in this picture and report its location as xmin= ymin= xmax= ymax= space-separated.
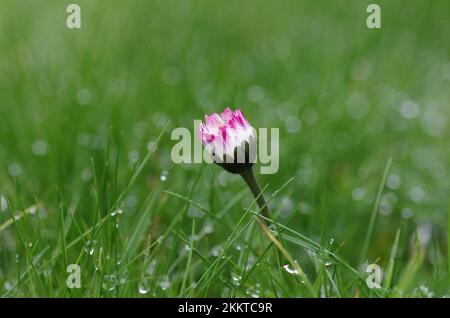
xmin=1 ymin=0 xmax=450 ymax=297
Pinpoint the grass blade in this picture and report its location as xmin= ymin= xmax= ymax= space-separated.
xmin=359 ymin=157 xmax=392 ymax=265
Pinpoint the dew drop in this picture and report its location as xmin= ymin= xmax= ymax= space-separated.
xmin=157 ymin=276 xmax=171 ymax=290
xmin=210 ymin=245 xmax=222 ymax=257
xmin=147 ymin=141 xmax=157 ymax=152
xmin=401 ymin=208 xmax=413 ymax=219
xmin=160 ymin=170 xmax=169 ymax=182
xmin=283 ymin=261 xmax=300 ymax=276
xmin=231 ymin=272 xmax=242 ymax=286
xmin=102 ymin=275 xmax=118 ymax=292
xmin=111 ymin=208 xmax=123 ymax=217
xmin=28 ymin=205 xmax=37 ymax=215
xmin=245 ymin=285 xmax=260 ymax=298
xmin=8 ymin=162 xmax=22 ymax=177
xmin=3 ymin=281 xmax=13 ymax=291
xmin=146 ymin=260 xmax=156 ymax=275
xmin=387 ymin=174 xmax=401 ymax=190
xmin=0 ymin=194 xmax=8 ymax=212
xmin=31 ymin=139 xmax=48 ymax=156
xmin=202 ymin=222 xmax=214 ymax=234
xmin=351 ymin=188 xmax=365 ymax=201
xmin=138 ymin=279 xmax=150 ymax=295
xmin=84 ymin=240 xmax=98 ymax=256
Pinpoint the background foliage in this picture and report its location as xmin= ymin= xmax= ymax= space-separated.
xmin=1 ymin=0 xmax=449 ymax=297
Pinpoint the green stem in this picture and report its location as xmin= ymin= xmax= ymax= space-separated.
xmin=239 ymin=168 xmax=269 ymax=218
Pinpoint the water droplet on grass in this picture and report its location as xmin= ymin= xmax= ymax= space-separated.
xmin=0 ymin=194 xmax=8 ymax=212
xmin=146 ymin=260 xmax=156 ymax=275
xmin=202 ymin=222 xmax=214 ymax=234
xmin=246 ymin=285 xmax=260 ymax=298
xmin=147 ymin=141 xmax=157 ymax=152
xmin=283 ymin=261 xmax=300 ymax=276
xmin=231 ymin=272 xmax=242 ymax=286
xmin=160 ymin=170 xmax=169 ymax=182
xmin=128 ymin=150 xmax=140 ymax=165
xmin=387 ymin=174 xmax=401 ymax=189
xmin=400 ymin=100 xmax=419 ymax=119
xmin=3 ymin=281 xmax=13 ymax=291
xmin=28 ymin=205 xmax=37 ymax=214
xmin=409 ymin=186 xmax=426 ymax=202
xmin=351 ymin=188 xmax=365 ymax=201
xmin=138 ymin=279 xmax=150 ymax=295
xmin=284 ymin=116 xmax=302 ymax=133
xmin=401 ymin=208 xmax=413 ymax=219
xmin=111 ymin=208 xmax=123 ymax=217
xmin=246 ymin=255 xmax=256 ymax=270
xmin=84 ymin=240 xmax=97 ymax=255
xmin=267 ymin=224 xmax=278 ymax=236
xmin=210 ymin=245 xmax=222 ymax=257
xmin=157 ymin=276 xmax=171 ymax=290
xmin=31 ymin=139 xmax=48 ymax=156
xmin=102 ymin=275 xmax=118 ymax=292
xmin=8 ymin=162 xmax=22 ymax=177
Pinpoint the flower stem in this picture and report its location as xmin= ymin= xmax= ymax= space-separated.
xmin=239 ymin=168 xmax=270 ymax=219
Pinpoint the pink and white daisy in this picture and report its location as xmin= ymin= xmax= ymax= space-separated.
xmin=198 ymin=108 xmax=257 ymax=170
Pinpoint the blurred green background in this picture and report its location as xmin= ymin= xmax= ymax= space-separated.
xmin=1 ymin=0 xmax=449 ymax=297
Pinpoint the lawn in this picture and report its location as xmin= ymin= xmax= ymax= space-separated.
xmin=1 ymin=0 xmax=450 ymax=297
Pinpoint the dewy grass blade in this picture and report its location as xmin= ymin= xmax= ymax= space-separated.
xmin=1 ymin=246 xmax=50 ymax=297
xmin=0 ymin=204 xmax=40 ymax=233
xmin=5 ymin=195 xmax=47 ymax=296
xmin=254 ymin=216 xmax=315 ymax=297
xmin=251 ymin=210 xmax=379 ymax=291
xmin=384 ymin=228 xmax=401 ymax=289
xmin=180 ymin=218 xmax=195 ymax=296
xmin=393 ymin=229 xmax=425 ymax=296
xmin=359 ymin=157 xmax=392 ymax=265
xmin=173 ymin=230 xmax=235 ymax=291
xmin=124 ymin=187 xmax=160 ymax=261
xmin=190 ymin=184 xmax=269 ymax=296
